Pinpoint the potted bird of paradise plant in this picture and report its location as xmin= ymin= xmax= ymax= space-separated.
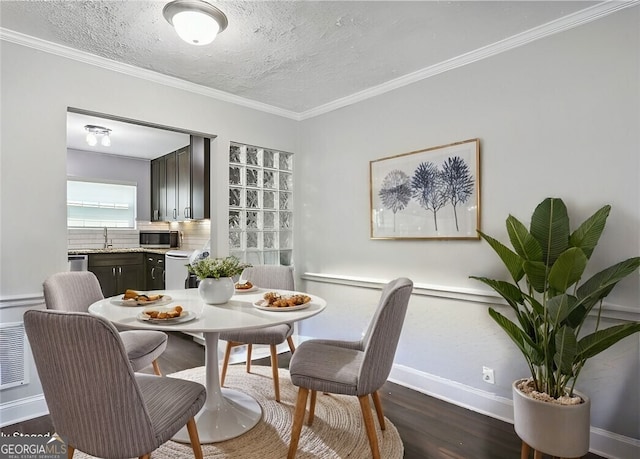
xmin=471 ymin=197 xmax=640 ymax=457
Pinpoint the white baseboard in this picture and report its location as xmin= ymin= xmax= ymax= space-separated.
xmin=0 ymin=394 xmax=48 ymax=428
xmin=388 ymin=364 xmax=639 ymax=459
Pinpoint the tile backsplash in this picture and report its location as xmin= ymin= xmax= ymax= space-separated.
xmin=68 ymin=228 xmax=138 ymax=250
xmin=68 ymin=220 xmax=211 ymax=251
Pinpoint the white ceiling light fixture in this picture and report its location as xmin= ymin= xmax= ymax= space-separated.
xmin=163 ymin=0 xmax=228 ymax=46
xmin=85 ymin=125 xmax=112 ymax=147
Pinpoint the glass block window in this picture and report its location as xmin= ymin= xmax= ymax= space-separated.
xmin=228 ymin=142 xmax=294 ymax=266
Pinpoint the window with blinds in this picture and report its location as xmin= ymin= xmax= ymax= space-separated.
xmin=67 ymin=179 xmax=137 ymax=228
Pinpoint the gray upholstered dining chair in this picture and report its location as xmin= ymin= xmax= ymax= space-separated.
xmin=43 ymin=271 xmax=168 ymax=376
xmin=286 ymin=277 xmax=413 ymax=459
xmin=219 ymin=265 xmax=296 ymax=402
xmin=24 ymin=309 xmax=206 ymax=459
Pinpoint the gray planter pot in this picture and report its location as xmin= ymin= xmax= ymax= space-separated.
xmin=512 ymin=379 xmax=591 ymax=458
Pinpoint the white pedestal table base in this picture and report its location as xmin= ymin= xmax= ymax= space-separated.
xmin=172 ymin=331 xmax=262 ymax=443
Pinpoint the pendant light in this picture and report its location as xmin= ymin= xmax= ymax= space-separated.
xmin=163 ymin=0 xmax=228 ymax=46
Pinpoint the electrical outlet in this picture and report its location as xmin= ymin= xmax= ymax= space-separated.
xmin=482 ymin=366 xmax=495 ymax=384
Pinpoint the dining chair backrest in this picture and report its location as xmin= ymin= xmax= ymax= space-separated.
xmin=43 ymin=271 xmax=104 ymax=312
xmin=357 ymin=277 xmax=413 ymax=396
xmin=24 ymin=309 xmax=158 ymax=457
xmin=241 ymin=265 xmax=295 ymax=290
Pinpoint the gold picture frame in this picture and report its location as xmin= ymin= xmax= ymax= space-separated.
xmin=370 ymin=138 xmax=480 ymax=240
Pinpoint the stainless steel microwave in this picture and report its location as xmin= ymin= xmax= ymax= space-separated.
xmin=139 ymin=230 xmax=180 ymax=248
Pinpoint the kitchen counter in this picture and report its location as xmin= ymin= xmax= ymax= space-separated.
xmin=68 ymin=248 xmax=173 ymax=255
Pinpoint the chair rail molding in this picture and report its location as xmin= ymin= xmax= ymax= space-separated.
xmin=301 ymin=273 xmax=640 ymax=322
xmin=0 ymin=293 xmax=45 ymax=310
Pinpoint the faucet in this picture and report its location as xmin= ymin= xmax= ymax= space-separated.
xmin=103 ymin=227 xmax=112 ymax=249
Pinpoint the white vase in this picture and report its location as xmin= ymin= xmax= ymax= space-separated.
xmin=512 ymin=379 xmax=591 ymax=458
xmin=198 ymin=277 xmax=235 ymax=304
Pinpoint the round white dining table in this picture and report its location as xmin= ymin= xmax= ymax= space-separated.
xmin=88 ymin=288 xmax=326 ymax=444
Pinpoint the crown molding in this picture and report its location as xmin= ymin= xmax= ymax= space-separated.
xmin=1 ymin=0 xmax=636 ymax=122
xmin=0 ymin=28 xmax=301 ymax=121
xmin=298 ymin=0 xmax=639 ymax=120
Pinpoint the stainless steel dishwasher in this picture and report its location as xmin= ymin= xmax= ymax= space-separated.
xmin=67 ymin=254 xmax=88 ymax=271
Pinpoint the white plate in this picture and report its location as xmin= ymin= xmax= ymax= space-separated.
xmin=235 ymin=285 xmax=259 ymax=293
xmin=137 ymin=308 xmax=196 ymax=324
xmin=253 ymin=299 xmax=311 ymax=312
xmin=111 ymin=295 xmax=173 ymax=307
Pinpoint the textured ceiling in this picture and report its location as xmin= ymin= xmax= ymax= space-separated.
xmin=1 ymin=0 xmax=601 ymax=114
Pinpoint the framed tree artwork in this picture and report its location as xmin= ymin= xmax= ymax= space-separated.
xmin=370 ymin=138 xmax=480 ymax=240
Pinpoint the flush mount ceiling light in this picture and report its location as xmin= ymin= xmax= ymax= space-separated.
xmin=85 ymin=125 xmax=112 ymax=147
xmin=163 ymin=0 xmax=228 ymax=46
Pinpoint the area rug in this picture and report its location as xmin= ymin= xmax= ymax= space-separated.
xmin=73 ymin=365 xmax=403 ymax=458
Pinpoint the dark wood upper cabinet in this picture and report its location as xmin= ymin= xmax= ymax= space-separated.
xmin=151 ymin=135 xmax=210 ymax=221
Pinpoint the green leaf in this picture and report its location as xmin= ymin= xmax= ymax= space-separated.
xmin=506 ymin=215 xmax=543 ymax=262
xmin=477 ymin=230 xmax=525 ymax=282
xmin=554 ymin=325 xmax=577 ymax=375
xmin=522 ymin=293 xmax=545 ymax=316
xmin=530 ymin=198 xmax=570 ymax=267
xmin=548 ymin=247 xmax=587 ymax=292
xmin=546 ymin=294 xmax=576 ymax=326
xmin=523 ymin=260 xmax=548 ymax=293
xmin=576 ymin=258 xmax=640 ymax=311
xmin=469 ymin=277 xmax=523 ymax=308
xmin=566 ymin=304 xmax=588 ymax=328
xmin=569 ymin=205 xmax=610 ymax=259
xmin=488 ymin=308 xmax=539 ymax=354
xmin=577 ymin=323 xmax=640 ymax=361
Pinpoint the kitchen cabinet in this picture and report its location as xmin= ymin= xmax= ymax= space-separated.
xmin=150 ymin=135 xmax=210 ymax=221
xmin=88 ymin=253 xmax=145 ymax=297
xmin=150 ymin=155 xmax=167 ymax=221
xmin=145 ymin=253 xmax=165 ymax=291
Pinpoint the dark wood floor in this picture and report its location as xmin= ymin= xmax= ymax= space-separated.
xmin=4 ymin=332 xmax=603 ymax=459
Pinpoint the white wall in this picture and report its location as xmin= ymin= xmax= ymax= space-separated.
xmin=67 ymin=148 xmax=151 ymax=221
xmin=0 ymin=41 xmax=297 ymax=410
xmin=1 ymin=6 xmax=638 ymax=457
xmin=295 ymin=7 xmax=639 ymax=454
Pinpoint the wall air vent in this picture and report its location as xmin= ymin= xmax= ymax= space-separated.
xmin=0 ymin=322 xmax=28 ymax=390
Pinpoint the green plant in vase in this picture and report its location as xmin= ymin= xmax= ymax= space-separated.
xmin=189 ymin=256 xmax=251 ymax=305
xmin=189 ymin=256 xmax=251 ymax=280
xmin=471 ymin=197 xmax=640 ymax=400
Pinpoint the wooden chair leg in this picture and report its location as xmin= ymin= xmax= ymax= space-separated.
xmin=246 ymin=344 xmax=253 ymax=373
xmin=151 ymin=359 xmax=162 ymax=376
xmin=220 ymin=341 xmax=234 ymax=386
xmin=270 ymin=344 xmax=281 ymax=402
xmin=287 ymin=387 xmax=309 ymax=459
xmin=358 ymin=394 xmax=381 ymax=459
xmin=521 ymin=441 xmax=530 ymax=459
xmin=534 ymin=451 xmax=542 ymax=459
xmin=186 ymin=417 xmax=204 ymax=459
xmin=307 ymin=390 xmax=317 ymax=426
xmin=287 ymin=336 xmax=296 ymax=354
xmin=371 ymin=390 xmax=386 ymax=430
xmin=67 ymin=445 xmax=75 ymax=459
